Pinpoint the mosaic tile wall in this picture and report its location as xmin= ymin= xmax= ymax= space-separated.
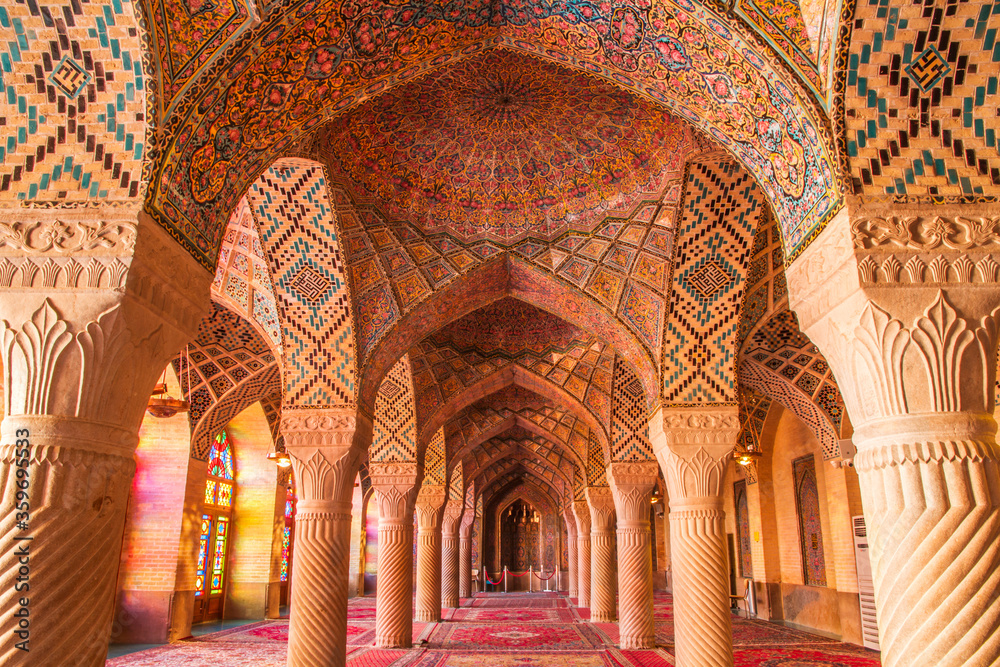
xmin=248 ymin=159 xmax=356 ymax=407
xmin=212 ymin=196 xmax=282 ymax=350
xmin=662 ymin=158 xmax=764 ymax=404
xmin=587 ymin=432 xmax=609 ymax=487
xmin=793 ymin=454 xmax=827 ymax=587
xmin=610 ymin=356 xmax=655 ymax=462
xmin=465 ymin=434 xmax=577 ymax=492
xmin=146 ymin=1 xmax=838 ymax=269
xmin=0 ymin=0 xmax=145 ymax=201
xmin=422 ymin=427 xmax=446 ymax=487
xmin=842 ymin=0 xmax=1000 ymax=199
xmin=370 ymin=355 xmax=417 ymax=463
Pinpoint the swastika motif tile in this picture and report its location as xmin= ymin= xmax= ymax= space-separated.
xmin=0 ymin=0 xmax=146 ymax=201
xmin=662 ymin=158 xmax=763 ymax=404
xmin=248 ymin=159 xmax=356 ymax=407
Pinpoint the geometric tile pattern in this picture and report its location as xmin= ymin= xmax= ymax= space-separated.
xmin=370 ymin=355 xmax=417 ymax=463
xmin=737 ymin=388 xmax=773 ymax=485
xmin=174 ymin=303 xmax=280 ymax=459
xmin=843 ymin=0 xmax=1000 ymax=199
xmin=423 ymin=427 xmax=446 ymax=487
xmin=248 ymin=159 xmax=356 ymax=406
xmin=410 ymin=336 xmax=615 ymax=437
xmin=610 ymin=357 xmax=654 ymax=462
xmin=211 ymin=197 xmax=282 ymax=350
xmin=587 ymin=432 xmax=609 ymax=486
xmin=0 ymin=0 xmax=145 ymax=200
xmin=738 ymin=359 xmax=841 ymax=460
xmin=449 ymin=462 xmax=464 ymax=502
xmin=662 ymin=158 xmax=764 ymax=404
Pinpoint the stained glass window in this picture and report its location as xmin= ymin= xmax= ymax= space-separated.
xmin=216 ymin=482 xmax=233 ymax=508
xmin=195 ymin=514 xmax=212 ymax=597
xmin=208 ymin=430 xmax=234 ymax=480
xmin=204 ymin=480 xmax=217 ymax=505
xmin=281 ymin=484 xmax=296 ymax=583
xmin=211 ymin=516 xmax=230 ymax=595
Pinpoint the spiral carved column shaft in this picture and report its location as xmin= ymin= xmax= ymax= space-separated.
xmin=564 ymin=511 xmax=579 ymax=598
xmin=287 ymin=499 xmax=354 ymax=667
xmin=370 ymin=464 xmax=420 ymax=649
xmin=459 ymin=522 xmax=473 ymax=598
xmin=284 ymin=410 xmax=368 ymax=667
xmin=441 ymin=504 xmax=464 ymax=608
xmin=573 ymin=500 xmax=592 ymax=608
xmin=0 ymin=419 xmax=136 ymax=667
xmin=651 ymin=407 xmax=738 ymax=666
xmin=853 ymin=417 xmax=1000 ymax=667
xmin=587 ymin=487 xmax=617 ymax=623
xmin=608 ymin=463 xmax=657 ymax=650
xmin=414 ymin=491 xmax=446 ymax=623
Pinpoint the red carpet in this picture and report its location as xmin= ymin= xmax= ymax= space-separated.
xmin=108 ymin=591 xmax=881 ymax=666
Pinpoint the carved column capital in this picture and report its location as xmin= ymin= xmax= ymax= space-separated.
xmin=607 ymin=461 xmax=658 ymax=524
xmin=415 ymin=486 xmax=447 ymax=530
xmin=284 ymin=408 xmax=368 ymax=506
xmin=585 ymin=486 xmax=616 ymax=531
xmin=369 ymin=462 xmax=421 ymax=526
xmin=572 ymin=499 xmax=592 ymax=533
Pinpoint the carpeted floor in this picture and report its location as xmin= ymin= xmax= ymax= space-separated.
xmin=106 ymin=592 xmax=882 ymax=666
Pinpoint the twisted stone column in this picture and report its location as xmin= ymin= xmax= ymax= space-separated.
xmin=651 ymin=407 xmax=738 ymax=665
xmin=0 ymin=216 xmax=209 ymax=667
xmin=586 ymin=487 xmax=617 ymax=622
xmin=441 ymin=499 xmax=464 ymax=608
xmin=414 ymin=486 xmax=446 ymax=622
xmin=573 ymin=500 xmax=592 ymax=608
xmin=370 ymin=463 xmax=420 ymax=648
xmin=564 ymin=508 xmax=579 ymax=598
xmin=283 ymin=409 xmax=369 ymax=667
xmin=785 ymin=209 xmax=1000 ymax=666
xmin=459 ymin=508 xmax=475 ymax=598
xmin=608 ymin=462 xmax=658 ymax=650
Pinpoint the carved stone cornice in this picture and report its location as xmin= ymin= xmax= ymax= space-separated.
xmin=282 ymin=407 xmax=372 ymax=449
xmin=648 ymin=405 xmax=741 ymax=449
xmin=0 ymin=205 xmax=139 ymax=257
xmin=852 ymin=215 xmax=1000 ymax=253
xmin=586 ymin=486 xmax=616 ymax=531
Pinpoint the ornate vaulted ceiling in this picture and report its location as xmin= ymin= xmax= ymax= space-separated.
xmin=315 ymin=50 xmax=694 ymax=243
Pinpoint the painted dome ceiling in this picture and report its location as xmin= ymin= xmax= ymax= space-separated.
xmin=314 ymin=50 xmax=698 ymax=243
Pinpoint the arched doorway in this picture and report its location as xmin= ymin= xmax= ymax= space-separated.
xmin=193 ymin=430 xmax=235 ymax=623
xmin=499 ymin=500 xmax=540 ymax=572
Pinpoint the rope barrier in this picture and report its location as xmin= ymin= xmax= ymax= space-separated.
xmin=506 ymin=569 xmax=532 ymax=578
xmin=484 ymin=568 xmax=504 ymax=585
xmin=532 ymin=570 xmax=557 ymax=580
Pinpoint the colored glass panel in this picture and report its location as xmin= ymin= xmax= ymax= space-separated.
xmin=285 ymin=499 xmax=293 ymax=519
xmin=211 ymin=516 xmax=230 ymax=595
xmin=281 ymin=527 xmax=291 ymax=582
xmin=204 ymin=480 xmax=217 ymax=505
xmin=734 ymin=480 xmax=753 ymax=578
xmin=208 ymin=430 xmax=235 ymax=480
xmin=195 ymin=514 xmax=212 ymax=597
xmin=216 ymin=482 xmax=233 ymax=508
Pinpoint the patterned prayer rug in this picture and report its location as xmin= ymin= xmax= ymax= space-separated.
xmin=399 ymin=650 xmax=625 ymax=667
xmin=427 ymin=623 xmax=604 ymax=650
xmin=107 ymin=644 xmax=405 ymax=667
xmin=733 ymin=645 xmax=882 ymax=666
xmin=472 ymin=598 xmax=568 ymax=608
xmin=449 ymin=608 xmax=577 ymax=623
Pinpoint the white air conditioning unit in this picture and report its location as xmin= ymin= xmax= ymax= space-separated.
xmin=853 ymin=515 xmax=880 ymax=651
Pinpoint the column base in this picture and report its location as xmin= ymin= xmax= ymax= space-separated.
xmin=591 ymin=611 xmax=616 ymax=623
xmin=415 ymin=611 xmax=441 ymax=623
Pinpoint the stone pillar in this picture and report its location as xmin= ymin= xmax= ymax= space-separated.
xmin=573 ymin=500 xmax=591 ymax=608
xmin=650 ymin=407 xmax=739 ymax=665
xmin=441 ymin=498 xmax=464 ymax=608
xmin=283 ymin=409 xmax=368 ymax=667
xmin=608 ymin=462 xmax=659 ymax=650
xmin=369 ymin=463 xmax=420 ymax=648
xmin=564 ymin=507 xmax=579 ymax=598
xmin=459 ymin=507 xmax=475 ymax=599
xmin=414 ymin=486 xmax=446 ymax=622
xmin=786 ymin=207 xmax=1000 ymax=667
xmin=586 ymin=486 xmax=617 ymax=622
xmin=0 ymin=211 xmax=210 ymax=666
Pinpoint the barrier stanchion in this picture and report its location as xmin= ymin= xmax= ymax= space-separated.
xmin=504 ymin=566 xmax=508 ymax=593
